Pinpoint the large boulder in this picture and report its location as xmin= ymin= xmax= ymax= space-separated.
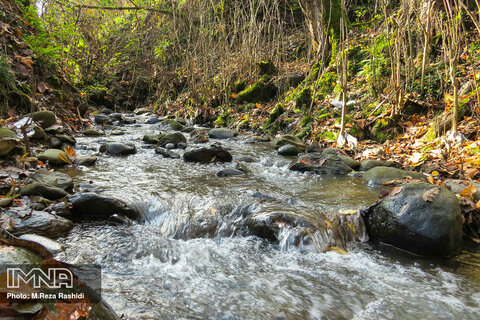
xmin=271 ymin=135 xmax=306 ymax=152
xmin=31 ymin=110 xmax=56 ymax=128
xmin=94 ymin=114 xmax=112 ymax=125
xmin=0 ymin=127 xmax=18 ymax=156
xmin=26 ymin=170 xmax=74 ymax=191
xmin=2 ymin=208 xmax=74 ymax=238
xmin=68 ymin=193 xmax=141 ymax=221
xmin=18 ymin=234 xmax=65 ymax=254
xmin=362 ymin=166 xmax=426 ymax=185
xmin=361 ymin=182 xmax=462 ymax=257
xmin=208 ymin=128 xmax=237 ymax=139
xmin=183 ymin=145 xmax=232 ymax=163
xmin=156 ymin=132 xmax=186 ymax=148
xmin=19 ymin=182 xmax=68 ymax=200
xmin=99 ymin=143 xmax=136 ymax=155
xmin=37 ymin=149 xmax=69 ymax=165
xmin=290 ymin=153 xmax=353 ymax=175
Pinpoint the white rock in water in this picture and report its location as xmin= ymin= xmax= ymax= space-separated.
xmin=19 ymin=234 xmax=65 ymax=254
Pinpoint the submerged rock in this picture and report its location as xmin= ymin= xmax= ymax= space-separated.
xmin=68 ymin=193 xmax=141 ymax=221
xmin=155 ymin=147 xmax=180 ymax=158
xmin=99 ymin=143 xmax=136 ymax=156
xmin=3 ymin=207 xmax=74 ymax=238
xmin=208 ymin=128 xmax=237 ymax=139
xmin=216 ymin=168 xmax=245 ymax=177
xmin=362 ymin=166 xmax=426 ymax=185
xmin=183 ymin=145 xmax=233 ymax=163
xmin=290 ymin=153 xmax=352 ymax=175
xmin=190 ymin=129 xmax=209 ymax=143
xmin=362 ymin=182 xmax=462 ymax=257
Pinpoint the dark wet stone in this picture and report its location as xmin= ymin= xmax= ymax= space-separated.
xmin=146 ymin=117 xmax=160 ymax=124
xmin=159 ymin=119 xmax=184 ymax=131
xmin=362 ymin=182 xmax=462 ymax=257
xmin=183 ymin=145 xmax=233 ymax=163
xmin=290 ymin=153 xmax=352 ymax=175
xmin=94 ymin=114 xmax=112 ymax=125
xmin=68 ymin=193 xmax=141 ymax=221
xmin=235 ymin=155 xmax=256 ymax=163
xmin=99 ymin=143 xmax=136 ymax=156
xmin=3 ymin=207 xmax=73 ymax=238
xmin=278 ymin=144 xmax=300 ymax=156
xmin=55 ymin=133 xmax=76 ymax=145
xmin=208 ymin=128 xmax=237 ymax=139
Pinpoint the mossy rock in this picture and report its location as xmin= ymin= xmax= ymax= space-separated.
xmin=37 ymin=149 xmax=69 ymax=166
xmin=159 ymin=119 xmax=184 ymax=131
xmin=271 ymin=135 xmax=306 ymax=152
xmin=236 ymin=76 xmax=277 ymax=103
xmin=233 ymin=80 xmax=246 ymax=93
xmin=295 ymin=87 xmax=311 ymax=110
xmin=371 ymin=118 xmax=398 ymax=143
xmin=0 ymin=127 xmax=18 ymax=156
xmin=31 ymin=111 xmax=57 ymax=128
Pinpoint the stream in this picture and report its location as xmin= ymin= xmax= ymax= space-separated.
xmin=55 ymin=115 xmax=480 ymax=319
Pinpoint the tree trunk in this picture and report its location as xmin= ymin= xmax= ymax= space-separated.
xmin=299 ymin=0 xmax=341 ymax=63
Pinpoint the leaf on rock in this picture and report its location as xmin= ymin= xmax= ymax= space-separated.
xmin=58 ymin=153 xmax=71 ymax=164
xmin=63 ymin=146 xmax=76 ymax=158
xmin=390 ymin=186 xmax=404 ymax=196
xmin=460 ymin=184 xmax=477 ymax=201
xmin=423 ymin=187 xmax=440 ymax=202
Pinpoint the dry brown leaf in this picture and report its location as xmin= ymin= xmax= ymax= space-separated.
xmin=58 ymin=153 xmax=71 ymax=164
xmin=427 ymin=176 xmax=435 ymax=184
xmin=37 ymin=82 xmax=50 ymax=94
xmin=390 ymin=186 xmax=404 ymax=196
xmin=464 ymin=168 xmax=479 ymax=179
xmin=460 ymin=184 xmax=477 ymax=201
xmin=423 ymin=187 xmax=440 ymax=202
xmin=15 ymin=55 xmax=34 ymax=68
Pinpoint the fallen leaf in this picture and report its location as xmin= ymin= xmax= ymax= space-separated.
xmin=326 ymin=246 xmax=348 ymax=254
xmin=390 ymin=186 xmax=404 ymax=196
xmin=427 ymin=176 xmax=435 ymax=184
xmin=423 ymin=187 xmax=440 ymax=202
xmin=15 ymin=55 xmax=33 ymax=68
xmin=37 ymin=82 xmax=50 ymax=94
xmin=58 ymin=153 xmax=71 ymax=164
xmin=465 ymin=168 xmax=479 ymax=179
xmin=460 ymin=184 xmax=477 ymax=201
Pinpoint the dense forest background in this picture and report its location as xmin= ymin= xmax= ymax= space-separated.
xmin=1 ymin=0 xmax=480 ymax=165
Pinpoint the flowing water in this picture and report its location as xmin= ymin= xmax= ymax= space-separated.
xmin=55 ymin=115 xmax=480 ymax=319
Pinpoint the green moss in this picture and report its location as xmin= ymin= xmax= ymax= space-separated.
xmin=296 ymin=126 xmax=311 ymax=139
xmin=214 ymin=114 xmax=226 ymax=127
xmin=270 ymin=103 xmax=284 ymax=121
xmin=236 ymin=75 xmax=275 ymax=103
xmin=300 ymin=115 xmax=313 ymax=127
xmin=372 ymin=118 xmax=394 ymax=142
xmin=318 ymin=131 xmax=337 ymax=141
xmin=233 ymin=80 xmax=246 ymax=93
xmin=295 ymin=87 xmax=311 ymax=110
